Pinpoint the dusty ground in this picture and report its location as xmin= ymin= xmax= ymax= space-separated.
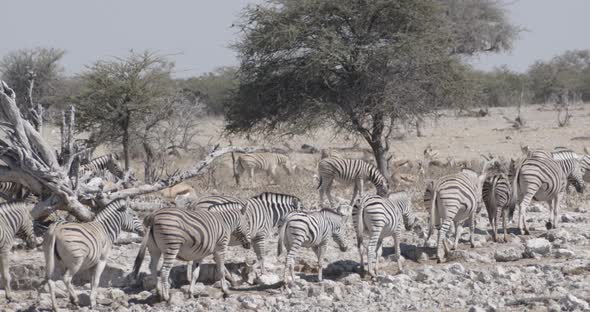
xmin=5 ymin=103 xmax=590 ymax=311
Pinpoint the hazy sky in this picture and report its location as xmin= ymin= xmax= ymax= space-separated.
xmin=0 ymin=0 xmax=588 ymax=77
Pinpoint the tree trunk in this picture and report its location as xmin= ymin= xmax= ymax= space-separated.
xmin=369 ymin=140 xmax=391 ymax=179
xmin=122 ymin=111 xmax=131 ymax=171
xmin=143 ymin=141 xmax=155 ymax=184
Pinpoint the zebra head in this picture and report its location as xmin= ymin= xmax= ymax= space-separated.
xmin=322 ymin=209 xmax=348 ymax=252
xmin=236 ymin=205 xmax=252 ymax=249
xmin=568 ymin=165 xmax=585 ymax=194
xmin=122 ymin=212 xmax=145 ymax=236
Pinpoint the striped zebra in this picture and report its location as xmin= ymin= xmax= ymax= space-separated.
xmin=277 ymin=208 xmax=347 ymax=287
xmin=0 ymin=182 xmax=26 ymax=201
xmin=482 ymin=173 xmax=514 ymax=242
xmin=242 ymin=192 xmax=304 ymax=275
xmin=551 ymin=148 xmax=585 ymax=193
xmin=426 ymin=168 xmax=487 ymax=263
xmin=44 ymin=199 xmax=144 ymax=311
xmin=79 ymin=154 xmax=125 ymax=180
xmin=132 ymin=204 xmax=251 ymax=300
xmin=353 ymin=192 xmax=417 ymax=277
xmin=318 ymin=157 xmax=389 ymax=208
xmin=512 ymin=149 xmax=580 ymax=235
xmin=235 ymin=153 xmax=296 ymax=187
xmin=0 ymin=201 xmax=36 ymax=301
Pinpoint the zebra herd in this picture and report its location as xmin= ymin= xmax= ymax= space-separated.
xmin=0 ymin=145 xmax=588 ymax=310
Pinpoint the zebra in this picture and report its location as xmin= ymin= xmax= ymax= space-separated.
xmin=352 ymin=192 xmax=417 ymax=277
xmin=512 ymin=148 xmax=581 ymax=235
xmin=0 ymin=201 xmax=36 ymax=301
xmin=277 ymin=208 xmax=347 ymax=287
xmin=44 ymin=199 xmax=144 ymax=311
xmin=0 ymin=182 xmax=27 ymax=201
xmin=482 ymin=173 xmax=514 ymax=243
xmin=318 ymin=157 xmax=389 ymax=208
xmin=79 ymin=153 xmax=125 ymax=180
xmin=235 ymin=153 xmax=296 ymax=187
xmin=426 ymin=167 xmax=487 ymax=263
xmin=131 ymin=204 xmax=251 ymax=301
xmin=242 ymin=192 xmax=304 ymax=275
xmin=551 ymin=148 xmax=585 ymax=193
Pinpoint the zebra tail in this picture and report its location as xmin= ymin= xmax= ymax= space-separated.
xmin=277 ymin=213 xmax=293 ymax=257
xmin=356 ymin=201 xmax=365 ymax=248
xmin=133 ymin=214 xmax=155 ymax=279
xmin=429 ymin=187 xmax=439 ymax=235
xmin=511 ymin=164 xmax=522 ymax=221
xmin=317 ymin=176 xmax=323 ymax=190
xmin=43 ymin=223 xmax=58 ymax=280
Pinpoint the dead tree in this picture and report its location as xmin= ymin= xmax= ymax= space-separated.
xmin=0 ymin=80 xmax=272 ymax=221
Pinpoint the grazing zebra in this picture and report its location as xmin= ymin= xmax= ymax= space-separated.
xmin=426 ymin=168 xmax=487 ymax=263
xmin=277 ymin=208 xmax=347 ymax=287
xmin=0 ymin=201 xmax=36 ymax=301
xmin=512 ymin=149 xmax=580 ymax=235
xmin=235 ymin=153 xmax=295 ymax=187
xmin=318 ymin=157 xmax=389 ymax=208
xmin=482 ymin=173 xmax=514 ymax=242
xmin=79 ymin=154 xmax=124 ymax=180
xmin=44 ymin=199 xmax=144 ymax=311
xmin=243 ymin=192 xmax=304 ymax=275
xmin=353 ymin=192 xmax=417 ymax=277
xmin=551 ymin=148 xmax=586 ymax=192
xmin=132 ymin=204 xmax=251 ymax=300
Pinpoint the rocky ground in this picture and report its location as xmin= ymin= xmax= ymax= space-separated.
xmin=3 ymin=201 xmax=590 ymax=312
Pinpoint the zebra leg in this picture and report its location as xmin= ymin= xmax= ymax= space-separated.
xmin=186 ymin=261 xmax=193 ymax=283
xmin=214 ymin=250 xmax=231 ymax=297
xmin=325 ymin=179 xmax=335 ymax=208
xmin=518 ymin=192 xmax=533 ymax=235
xmin=452 ymin=224 xmax=463 ymax=250
xmin=393 ymin=230 xmax=403 ymax=272
xmin=188 ymin=262 xmax=201 ymax=298
xmin=469 ymin=213 xmax=476 ymax=248
xmin=0 ymin=253 xmax=11 ymax=301
xmin=148 ymin=246 xmax=161 ymax=291
xmin=159 ymin=251 xmax=178 ymax=302
xmin=552 ymin=193 xmax=563 ymax=229
xmin=90 ymin=259 xmax=107 ymax=308
xmin=367 ymin=228 xmax=382 ymax=277
xmin=357 ymin=237 xmax=365 ymax=277
xmin=374 ymin=238 xmax=384 ymax=276
xmin=488 ymin=210 xmax=497 ymax=243
xmin=502 ymin=208 xmax=508 ymax=243
xmin=63 ymin=264 xmax=82 ymax=306
xmin=314 ymin=242 xmax=328 ymax=282
xmin=351 ymin=181 xmax=359 ymax=205
xmin=253 ymin=235 xmax=266 ymax=275
xmin=437 ymin=219 xmax=453 ymax=263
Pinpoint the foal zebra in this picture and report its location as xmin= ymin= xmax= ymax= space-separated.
xmin=0 ymin=201 xmax=36 ymax=301
xmin=426 ymin=168 xmax=487 ymax=263
xmin=353 ymin=192 xmax=417 ymax=276
xmin=512 ymin=149 xmax=580 ymax=235
xmin=318 ymin=157 xmax=389 ymax=208
xmin=44 ymin=199 xmax=144 ymax=311
xmin=132 ymin=204 xmax=251 ymax=300
xmin=482 ymin=173 xmax=514 ymax=242
xmin=277 ymin=208 xmax=347 ymax=287
xmin=243 ymin=192 xmax=304 ymax=274
xmin=235 ymin=153 xmax=295 ymax=187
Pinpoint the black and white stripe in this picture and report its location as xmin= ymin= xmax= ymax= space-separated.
xmin=0 ymin=201 xmax=36 ymax=301
xmin=132 ymin=203 xmax=251 ymax=300
xmin=80 ymin=154 xmax=124 ymax=180
xmin=190 ymin=194 xmax=246 ymax=210
xmin=482 ymin=174 xmax=514 ymax=242
xmin=243 ymin=192 xmax=303 ymax=274
xmin=236 ymin=153 xmax=295 ymax=186
xmin=0 ymin=182 xmax=27 ymax=201
xmin=318 ymin=157 xmax=389 ymax=207
xmin=353 ymin=192 xmax=416 ymax=276
xmin=512 ymin=149 xmax=569 ymax=235
xmin=426 ymin=168 xmax=484 ymax=263
xmin=44 ymin=199 xmax=144 ymax=310
xmin=551 ymin=148 xmax=585 ymax=193
xmin=277 ymin=208 xmax=347 ymax=286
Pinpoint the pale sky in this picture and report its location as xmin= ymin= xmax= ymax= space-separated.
xmin=0 ymin=0 xmax=588 ymax=77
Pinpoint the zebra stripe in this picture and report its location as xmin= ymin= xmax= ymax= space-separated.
xmin=190 ymin=194 xmax=246 ymax=210
xmin=551 ymin=148 xmax=585 ymax=192
xmin=482 ymin=174 xmax=514 ymax=242
xmin=236 ymin=153 xmax=294 ymax=186
xmin=44 ymin=199 xmax=144 ymax=310
xmin=318 ymin=157 xmax=389 ymax=207
xmin=242 ymin=192 xmax=303 ymax=275
xmin=277 ymin=208 xmax=347 ymax=286
xmin=513 ymin=150 xmax=568 ymax=235
xmin=353 ymin=192 xmax=416 ymax=276
xmin=80 ymin=154 xmax=124 ymax=180
xmin=132 ymin=204 xmax=251 ymax=301
xmin=0 ymin=201 xmax=36 ymax=301
xmin=0 ymin=182 xmax=27 ymax=201
xmin=426 ymin=168 xmax=483 ymax=263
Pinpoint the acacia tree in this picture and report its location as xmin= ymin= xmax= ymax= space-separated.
xmin=76 ymin=51 xmax=174 ymax=170
xmin=226 ymin=0 xmax=518 ymax=177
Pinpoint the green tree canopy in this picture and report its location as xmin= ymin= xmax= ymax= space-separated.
xmin=76 ymin=51 xmax=174 ymax=170
xmin=178 ymin=66 xmax=237 ymax=115
xmin=226 ymin=0 xmax=518 ymax=177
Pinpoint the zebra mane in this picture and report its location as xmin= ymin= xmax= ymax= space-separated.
xmin=95 ymin=198 xmax=127 ymax=220
xmin=319 ymin=207 xmax=344 ymax=217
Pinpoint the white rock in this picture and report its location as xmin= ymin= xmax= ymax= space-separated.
xmin=468 ymin=306 xmax=486 ymax=312
xmin=561 ymin=213 xmax=577 ymax=223
xmin=524 ymin=238 xmax=551 ymax=257
xmin=494 ymin=246 xmax=523 ymax=262
xmin=108 ymin=288 xmax=126 ymax=301
xmin=554 ymin=248 xmax=575 ymax=258
xmin=254 ymin=273 xmax=281 ymax=286
xmin=317 ymin=295 xmax=333 ymax=307
xmin=168 ymin=290 xmax=185 ymax=307
xmin=559 ymin=294 xmax=590 ymax=311
xmin=447 ymin=263 xmax=465 ymax=275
